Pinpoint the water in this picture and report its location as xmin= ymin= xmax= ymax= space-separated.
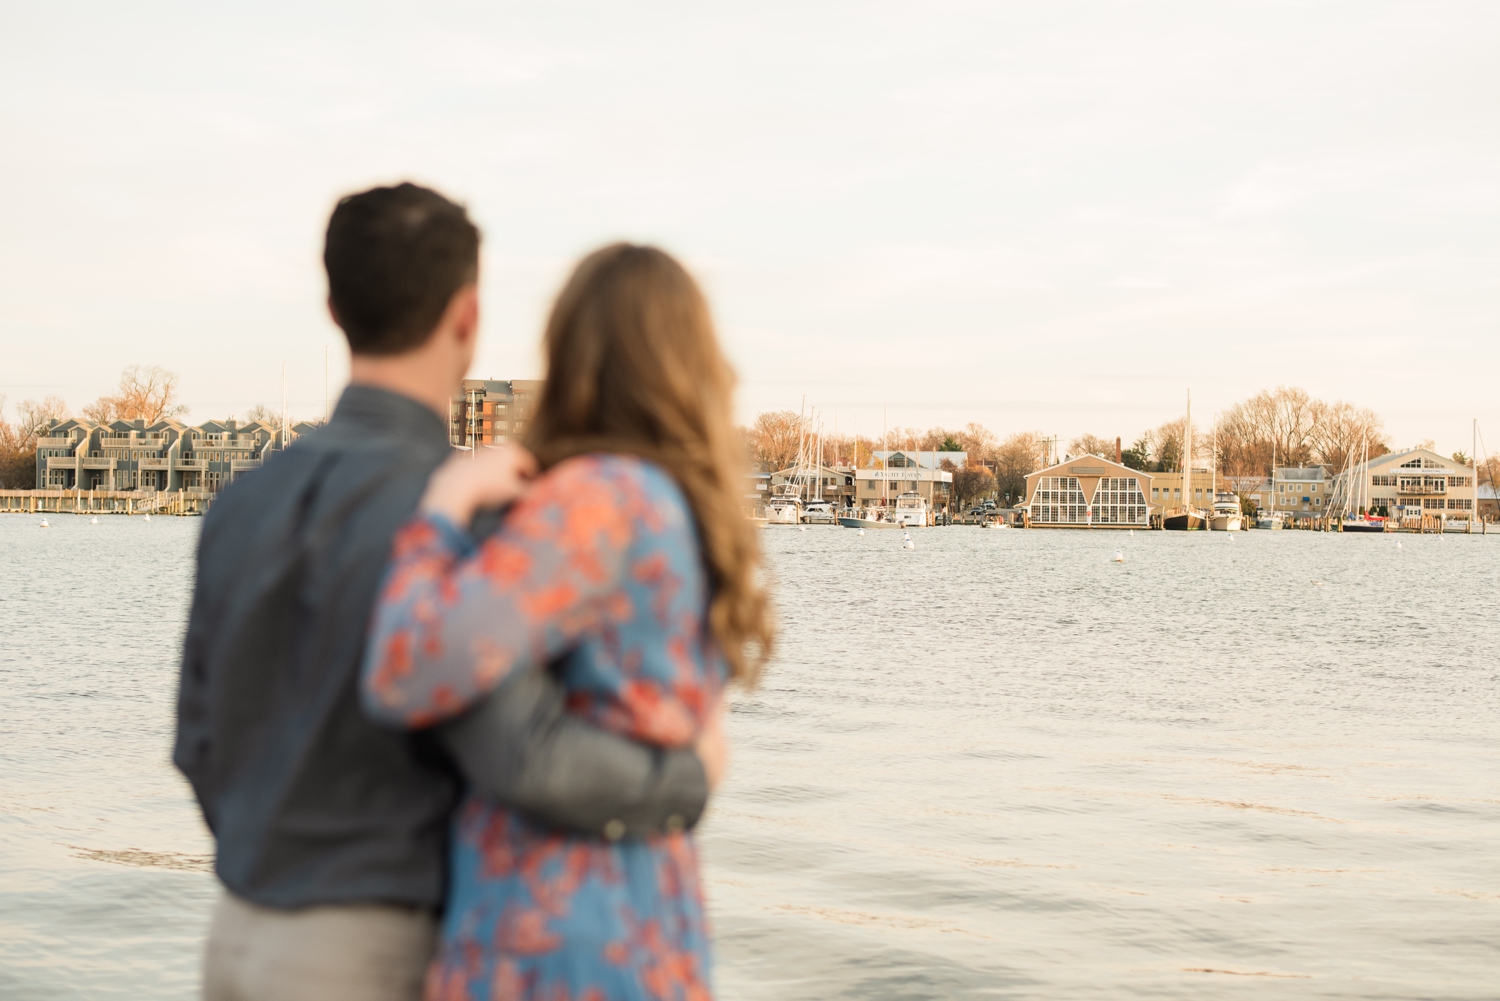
xmin=3 ymin=515 xmax=1497 ymax=999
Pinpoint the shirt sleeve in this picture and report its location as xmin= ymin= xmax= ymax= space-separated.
xmin=361 ymin=458 xmax=638 ymax=728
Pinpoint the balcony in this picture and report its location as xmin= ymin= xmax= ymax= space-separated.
xmin=45 ymin=456 xmax=79 ymax=469
xmin=231 ymin=459 xmax=262 ymax=471
xmin=1397 ymin=478 xmax=1446 ymax=495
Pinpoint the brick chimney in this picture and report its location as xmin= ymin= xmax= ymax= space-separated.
xmin=1116 ymin=437 xmax=1122 ymax=464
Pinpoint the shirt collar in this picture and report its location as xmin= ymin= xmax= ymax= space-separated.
xmin=330 ymin=384 xmax=449 ymax=448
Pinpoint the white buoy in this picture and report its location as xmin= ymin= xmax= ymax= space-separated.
xmin=1112 ymin=550 xmax=1124 ymax=562
xmin=798 ymin=526 xmax=807 ymax=532
xmin=90 ymin=516 xmax=98 ymax=524
xmin=903 ymin=539 xmax=915 ymax=550
xmin=1128 ymin=529 xmax=1134 ymax=537
xmin=857 ymin=528 xmax=865 ymax=536
xmin=39 ymin=518 xmax=50 ymax=528
xmin=144 ymin=513 xmax=151 ymax=522
xmin=1396 ymin=539 xmax=1402 ymax=549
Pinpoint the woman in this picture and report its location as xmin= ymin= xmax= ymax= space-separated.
xmin=361 ymin=243 xmax=774 ymax=1001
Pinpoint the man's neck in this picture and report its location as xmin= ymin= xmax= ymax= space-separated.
xmin=347 ymin=353 xmax=458 ymax=418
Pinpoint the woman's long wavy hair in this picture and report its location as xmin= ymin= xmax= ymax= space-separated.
xmin=525 ymin=243 xmax=774 ymax=685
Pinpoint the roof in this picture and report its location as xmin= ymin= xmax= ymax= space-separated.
xmin=1276 ymin=466 xmax=1326 ymax=481
xmin=1334 ymin=446 xmax=1467 ymax=480
xmin=1026 ymin=454 xmax=1150 ymax=481
xmin=870 ymin=450 xmax=967 ymax=470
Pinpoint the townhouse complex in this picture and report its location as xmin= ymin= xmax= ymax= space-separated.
xmin=33 ymin=416 xmax=315 ymax=494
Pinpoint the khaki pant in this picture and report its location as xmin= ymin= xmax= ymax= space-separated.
xmin=203 ymin=890 xmax=437 ymax=1001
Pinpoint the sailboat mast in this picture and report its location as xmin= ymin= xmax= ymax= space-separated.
xmin=1184 ymin=390 xmax=1192 ymax=514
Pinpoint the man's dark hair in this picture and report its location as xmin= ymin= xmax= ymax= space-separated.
xmin=324 ymin=182 xmax=481 ymax=355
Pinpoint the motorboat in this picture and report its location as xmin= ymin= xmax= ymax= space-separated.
xmin=765 ymin=483 xmax=802 ymax=526
xmin=839 ymin=506 xmax=902 ymax=529
xmin=892 ymin=490 xmax=929 ymax=527
xmin=1341 ymin=514 xmax=1386 ymax=533
xmin=1255 ymin=512 xmax=1284 ymax=530
xmin=802 ymin=500 xmax=837 ymax=525
xmin=1209 ymin=491 xmax=1243 ymax=531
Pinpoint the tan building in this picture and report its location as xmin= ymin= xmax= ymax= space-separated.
xmin=1024 ymin=456 xmax=1151 ymax=528
xmin=450 ymin=379 xmax=544 ymax=448
xmin=1145 ymin=468 xmax=1219 ymax=514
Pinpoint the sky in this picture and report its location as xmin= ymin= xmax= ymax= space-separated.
xmin=2 ymin=1 xmax=1497 ymax=456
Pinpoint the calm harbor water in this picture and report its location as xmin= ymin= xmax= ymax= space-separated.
xmin=2 ymin=514 xmax=1497 ymax=999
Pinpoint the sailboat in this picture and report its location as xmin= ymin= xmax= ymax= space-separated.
xmin=1163 ymin=391 xmax=1209 ymax=531
xmin=1340 ymin=437 xmax=1385 ymax=533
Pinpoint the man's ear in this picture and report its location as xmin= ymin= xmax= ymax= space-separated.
xmin=452 ymin=284 xmax=480 ymax=345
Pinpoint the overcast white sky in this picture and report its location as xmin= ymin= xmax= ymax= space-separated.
xmin=2 ymin=2 xmax=1497 ymax=454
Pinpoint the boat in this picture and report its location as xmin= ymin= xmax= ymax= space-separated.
xmin=839 ymin=507 xmax=902 ymax=529
xmin=1163 ymin=509 xmax=1208 ymax=531
xmin=1162 ymin=390 xmax=1209 ymax=531
xmin=1255 ymin=512 xmax=1285 ymax=530
xmin=892 ymin=490 xmax=929 ymax=527
xmin=1209 ymin=491 xmax=1243 ymax=531
xmin=802 ymin=500 xmax=837 ymax=525
xmin=1335 ymin=437 xmax=1391 ymax=534
xmin=765 ymin=483 xmax=802 ymax=525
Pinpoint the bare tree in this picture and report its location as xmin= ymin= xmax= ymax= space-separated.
xmin=952 ymin=465 xmax=997 ymax=509
xmin=15 ymin=396 xmax=68 ymax=449
xmin=243 ymin=403 xmax=279 ymax=424
xmin=957 ymin=422 xmax=997 ymax=464
xmin=994 ymin=431 xmax=1047 ymax=506
xmin=745 ymin=411 xmax=805 ymax=470
xmin=1067 ymin=433 xmax=1115 ymax=460
xmin=84 ymin=366 xmax=189 ymax=425
xmin=1308 ymin=401 xmax=1387 ymax=470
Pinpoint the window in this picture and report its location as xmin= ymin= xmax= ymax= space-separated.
xmin=1029 ymin=476 xmax=1086 ymax=524
xmin=1090 ymin=476 xmax=1148 ymax=525
xmin=1449 ymin=498 xmax=1472 ymax=510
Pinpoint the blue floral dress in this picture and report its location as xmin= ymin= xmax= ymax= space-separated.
xmin=362 ymin=454 xmax=723 ymax=1001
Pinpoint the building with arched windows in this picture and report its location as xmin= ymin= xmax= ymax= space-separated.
xmin=1023 ymin=456 xmax=1152 ymax=528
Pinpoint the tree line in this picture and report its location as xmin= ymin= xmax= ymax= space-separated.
xmin=741 ymin=386 xmax=1497 ymax=510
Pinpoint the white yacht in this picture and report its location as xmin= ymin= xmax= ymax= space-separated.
xmin=765 ymin=484 xmax=803 ymax=525
xmin=893 ymin=490 xmax=929 ymax=527
xmin=1255 ymin=512 xmax=1284 ymax=530
xmin=802 ymin=500 xmax=837 ymax=525
xmin=1209 ymin=491 xmax=1243 ymax=531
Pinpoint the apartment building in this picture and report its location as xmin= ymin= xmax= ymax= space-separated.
xmin=34 ymin=417 xmax=309 ymax=492
xmin=1270 ymin=466 xmax=1329 ymax=524
xmin=450 ymin=379 xmax=544 ymax=448
xmin=1329 ymin=447 xmax=1477 ymax=528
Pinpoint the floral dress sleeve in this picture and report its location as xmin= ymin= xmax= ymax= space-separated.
xmin=361 ymin=457 xmax=640 ymax=729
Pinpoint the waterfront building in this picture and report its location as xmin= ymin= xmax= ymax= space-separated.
xmin=450 ymin=379 xmax=544 ymax=448
xmin=1024 ymin=456 xmax=1151 ymax=528
xmin=33 ymin=416 xmax=309 ymax=493
xmin=1329 ymin=447 xmax=1477 ymax=529
xmin=1146 ymin=468 xmax=1218 ymax=514
xmin=856 ymin=451 xmax=956 ymax=516
xmin=1266 ymin=466 xmax=1331 ymax=525
xmin=743 ymin=462 xmax=772 ymax=517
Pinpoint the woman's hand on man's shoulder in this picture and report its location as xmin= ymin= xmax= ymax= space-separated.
xmin=419 ymin=444 xmax=539 ymax=526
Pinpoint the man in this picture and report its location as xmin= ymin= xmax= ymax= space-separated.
xmin=174 ymin=183 xmax=718 ymax=1001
